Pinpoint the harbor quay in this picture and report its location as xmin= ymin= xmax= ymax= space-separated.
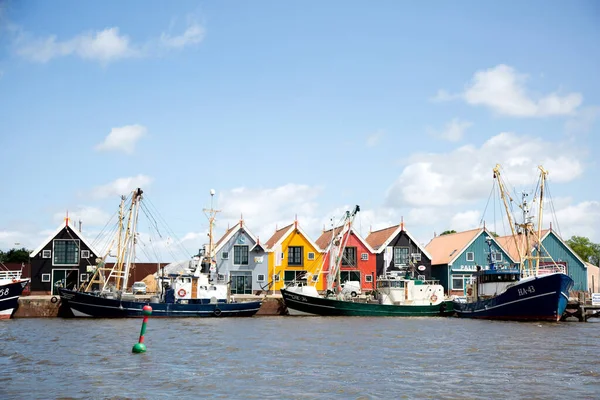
xmin=13 ymin=294 xmax=287 ymax=318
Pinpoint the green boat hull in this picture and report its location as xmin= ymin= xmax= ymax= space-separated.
xmin=281 ymin=288 xmax=454 ymax=317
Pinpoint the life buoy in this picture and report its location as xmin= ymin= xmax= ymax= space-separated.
xmin=177 ymin=288 xmax=187 ymax=297
xmin=214 ymin=308 xmax=222 ymax=317
xmin=50 ymin=296 xmax=59 ymax=304
xmin=430 ymin=294 xmax=438 ymax=303
xmin=467 ymin=287 xmax=473 ymax=296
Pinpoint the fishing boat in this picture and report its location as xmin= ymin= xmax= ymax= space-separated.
xmin=281 ymin=206 xmax=453 ymax=317
xmin=58 ymin=188 xmax=262 ymax=318
xmin=0 ymin=266 xmax=30 ymax=319
xmin=453 ymin=165 xmax=574 ymax=321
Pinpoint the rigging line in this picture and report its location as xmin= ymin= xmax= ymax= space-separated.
xmin=147 ymin=221 xmax=163 ymax=265
xmin=545 ymin=180 xmax=561 ymax=236
xmin=479 ymin=179 xmax=496 ymax=227
xmin=143 ymin=197 xmax=192 ymax=259
xmin=139 ymin=205 xmax=182 ymax=262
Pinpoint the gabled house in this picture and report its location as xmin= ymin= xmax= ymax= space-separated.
xmin=496 ymin=228 xmax=588 ymax=292
xmin=315 ymin=226 xmax=377 ymax=293
xmin=212 ymin=219 xmax=268 ymax=295
xmin=365 ymin=223 xmax=433 ymax=280
xmin=265 ymin=220 xmax=322 ymax=292
xmin=29 ymin=218 xmax=100 ymax=295
xmin=425 ymin=227 xmax=516 ymax=296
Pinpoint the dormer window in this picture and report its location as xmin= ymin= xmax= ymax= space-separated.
xmin=466 ymin=252 xmax=475 ymax=262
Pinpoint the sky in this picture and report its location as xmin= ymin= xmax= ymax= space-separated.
xmin=1 ymin=0 xmax=599 ymax=261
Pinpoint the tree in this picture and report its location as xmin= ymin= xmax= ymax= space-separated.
xmin=440 ymin=230 xmax=457 ymax=236
xmin=566 ymin=236 xmax=600 ymax=266
xmin=489 ymin=231 xmax=499 ymax=237
xmin=0 ymin=247 xmax=31 ymax=263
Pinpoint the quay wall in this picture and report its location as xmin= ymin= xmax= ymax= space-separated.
xmin=13 ymin=295 xmax=287 ymax=318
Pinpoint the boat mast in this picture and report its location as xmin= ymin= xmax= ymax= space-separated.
xmin=536 ymin=165 xmax=547 ymax=276
xmin=329 ymin=205 xmax=360 ymax=293
xmin=121 ymin=188 xmax=143 ymax=291
xmin=203 ymin=189 xmax=220 ymax=273
xmin=493 ymin=165 xmax=524 ymax=262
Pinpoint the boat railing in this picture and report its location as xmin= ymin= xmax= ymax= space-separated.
xmin=0 ymin=270 xmax=22 ymax=280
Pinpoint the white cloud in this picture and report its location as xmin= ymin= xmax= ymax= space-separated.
xmin=16 ymin=27 xmax=137 ymax=63
xmin=433 ymin=64 xmax=582 ymax=117
xmin=429 ymin=118 xmax=472 ymax=142
xmin=430 ymin=89 xmax=459 ymax=102
xmin=89 ymin=175 xmax=153 ymax=200
xmin=554 ymin=200 xmax=600 ymax=242
xmin=160 ymin=21 xmax=204 ymax=49
xmin=451 ymin=210 xmax=481 ymax=232
xmin=95 ymin=124 xmax=147 ymax=154
xmin=385 ymin=132 xmax=584 ymax=209
xmin=366 ymin=130 xmax=385 ymax=147
xmin=52 ymin=206 xmax=111 ymax=228
xmin=215 ymin=184 xmax=323 ymax=241
xmin=13 ymin=19 xmax=204 ymax=64
xmin=565 ymin=106 xmax=600 ymax=135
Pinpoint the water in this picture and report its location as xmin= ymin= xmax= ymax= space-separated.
xmin=1 ymin=316 xmax=599 ymax=399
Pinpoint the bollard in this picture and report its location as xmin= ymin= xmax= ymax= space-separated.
xmin=132 ymin=305 xmax=152 ymax=353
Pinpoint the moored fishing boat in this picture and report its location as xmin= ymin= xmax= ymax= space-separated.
xmin=59 ymin=188 xmax=262 ymax=318
xmin=281 ymin=206 xmax=453 ymax=317
xmin=453 ymin=165 xmax=574 ymax=322
xmin=0 ymin=267 xmax=30 ymax=319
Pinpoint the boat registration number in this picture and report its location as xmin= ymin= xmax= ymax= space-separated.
xmin=517 ymin=285 xmax=535 ymax=296
xmin=0 ymin=288 xmax=9 ymax=296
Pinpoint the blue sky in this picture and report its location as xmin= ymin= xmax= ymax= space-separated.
xmin=1 ymin=1 xmax=599 ymax=260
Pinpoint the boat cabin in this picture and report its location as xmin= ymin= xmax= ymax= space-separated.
xmin=466 ymin=267 xmax=520 ymax=299
xmin=376 ymin=272 xmax=444 ymax=306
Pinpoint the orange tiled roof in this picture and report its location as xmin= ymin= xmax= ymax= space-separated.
xmin=425 ymin=228 xmax=482 ymax=265
xmin=496 ymin=229 xmax=550 ymax=262
xmin=365 ymin=225 xmax=399 ymax=251
xmin=315 ymin=226 xmax=344 ymax=250
xmin=265 ymin=224 xmax=293 ymax=249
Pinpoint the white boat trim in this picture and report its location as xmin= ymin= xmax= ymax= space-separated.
xmin=0 ymin=295 xmax=20 ymax=303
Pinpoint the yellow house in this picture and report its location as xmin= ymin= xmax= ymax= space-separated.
xmin=265 ymin=220 xmax=324 ymax=292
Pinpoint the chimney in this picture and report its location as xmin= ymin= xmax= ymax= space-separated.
xmin=79 ymin=220 xmax=82 ymax=232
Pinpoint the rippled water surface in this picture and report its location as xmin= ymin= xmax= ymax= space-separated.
xmin=1 ymin=316 xmax=599 ymax=399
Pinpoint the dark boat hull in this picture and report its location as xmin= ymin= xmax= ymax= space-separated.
xmin=280 ymin=288 xmax=453 ymax=317
xmin=0 ymin=279 xmax=29 ymax=319
xmin=58 ymin=289 xmax=262 ymax=318
xmin=453 ymin=273 xmax=573 ymax=322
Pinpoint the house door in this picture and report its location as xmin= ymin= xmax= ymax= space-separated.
xmin=231 ymin=273 xmax=252 ymax=294
xmin=51 ymin=269 xmax=79 ymax=295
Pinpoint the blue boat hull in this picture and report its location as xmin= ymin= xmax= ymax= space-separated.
xmin=0 ymin=279 xmax=29 ymax=319
xmin=58 ymin=289 xmax=262 ymax=318
xmin=453 ymin=273 xmax=573 ymax=322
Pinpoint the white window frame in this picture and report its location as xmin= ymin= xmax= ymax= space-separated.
xmin=273 ymin=274 xmax=280 ymax=282
xmin=233 ymin=245 xmax=249 ymax=266
xmin=365 ymin=275 xmax=373 ymax=283
xmin=217 ymin=274 xmax=226 ymax=282
xmin=222 ymin=251 xmax=229 ymax=260
xmin=257 ymin=274 xmax=265 ymax=282
xmin=361 ymin=253 xmax=368 ymax=261
xmin=42 ymin=250 xmax=51 ymax=258
xmin=80 ymin=273 xmax=88 ymax=282
xmin=52 ymin=239 xmax=80 ymax=266
xmin=41 ymin=273 xmax=51 ymax=282
xmin=412 ymin=253 xmax=422 ymax=261
xmin=81 ymin=250 xmax=90 ymax=259
xmin=493 ymin=252 xmax=503 ymax=262
xmin=307 ymin=252 xmax=315 ymax=261
xmin=466 ymin=252 xmax=475 ymax=262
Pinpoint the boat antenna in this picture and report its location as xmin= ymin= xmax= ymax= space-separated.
xmin=203 ymin=189 xmax=221 ymax=271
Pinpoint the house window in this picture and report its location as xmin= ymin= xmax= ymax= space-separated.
xmin=365 ymin=275 xmax=373 ymax=283
xmin=311 ymin=274 xmax=319 ymax=282
xmin=53 ymin=239 xmax=79 ymax=265
xmin=307 ymin=252 xmax=315 ymax=261
xmin=222 ymin=251 xmax=229 ymax=259
xmin=217 ymin=274 xmax=226 ymax=281
xmin=361 ymin=253 xmax=368 ymax=261
xmin=284 ymin=270 xmax=306 ymax=284
xmin=342 ymin=247 xmax=357 ymax=266
xmin=452 ymin=275 xmax=465 ymax=290
xmin=41 ymin=273 xmax=51 ymax=282
xmin=42 ymin=250 xmax=51 ymax=258
xmin=493 ymin=252 xmax=503 ymax=262
xmin=288 ymin=246 xmax=303 ymax=266
xmin=412 ymin=253 xmax=421 ymax=261
xmin=394 ymin=247 xmax=409 ymax=265
xmin=340 ymin=270 xmax=360 ymax=282
xmin=273 ymin=274 xmax=280 ymax=282
xmin=466 ymin=252 xmax=475 ymax=262
xmin=234 ymin=245 xmax=249 ymax=265
xmin=81 ymin=250 xmax=90 ymax=259
xmin=257 ymin=274 xmax=265 ymax=282
xmin=80 ymin=273 xmax=88 ymax=282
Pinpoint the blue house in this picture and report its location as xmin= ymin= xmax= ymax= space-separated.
xmin=425 ymin=228 xmax=516 ymax=296
xmin=212 ymin=219 xmax=268 ymax=295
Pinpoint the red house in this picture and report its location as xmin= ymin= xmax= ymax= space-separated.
xmin=315 ymin=227 xmax=377 ymax=293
